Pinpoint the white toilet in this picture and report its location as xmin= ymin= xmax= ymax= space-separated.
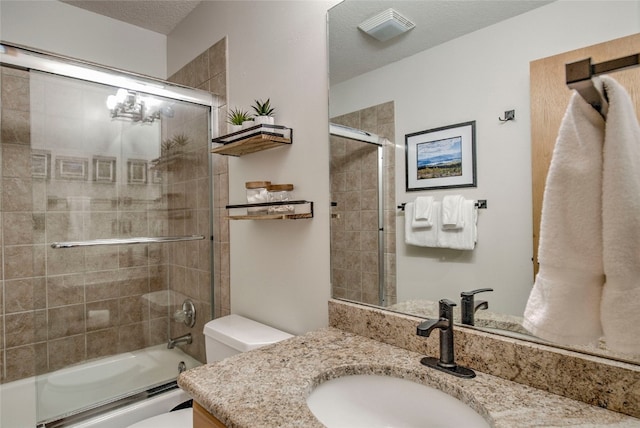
xmin=127 ymin=314 xmax=293 ymax=428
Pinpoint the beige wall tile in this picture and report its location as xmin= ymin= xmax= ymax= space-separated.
xmin=1 ymin=73 xmax=29 ymax=112
xmin=118 ymin=322 xmax=147 ymax=353
xmin=1 ymin=109 xmax=30 ymax=145
xmin=5 ymin=345 xmax=36 ymax=381
xmin=48 ymin=335 xmax=85 ymax=371
xmin=48 ymin=304 xmax=85 ymax=340
xmin=2 ymin=178 xmax=33 ymax=211
xmin=47 ymin=274 xmax=85 ymax=307
xmin=2 ymin=144 xmax=31 ymax=178
xmin=86 ymin=328 xmax=118 ymax=360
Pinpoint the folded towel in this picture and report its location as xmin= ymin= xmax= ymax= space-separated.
xmin=405 ymin=202 xmax=439 ymax=247
xmin=441 ymin=195 xmax=464 ymax=229
xmin=436 ymin=199 xmax=477 ymax=250
xmin=412 ymin=196 xmax=434 ymax=228
xmin=600 ymin=75 xmax=640 ymax=354
xmin=523 ymin=90 xmax=605 ymax=346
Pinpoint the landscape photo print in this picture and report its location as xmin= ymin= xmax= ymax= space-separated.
xmin=405 ymin=121 xmax=476 ymax=191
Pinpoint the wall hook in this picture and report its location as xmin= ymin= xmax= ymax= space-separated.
xmin=499 ymin=109 xmax=515 ymax=122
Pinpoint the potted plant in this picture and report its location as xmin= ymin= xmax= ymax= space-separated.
xmin=251 ymin=98 xmax=275 ymax=125
xmin=227 ymin=107 xmax=252 ymax=132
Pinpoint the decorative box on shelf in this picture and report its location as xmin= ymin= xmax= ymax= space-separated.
xmin=211 ymin=124 xmax=293 ymax=156
xmin=226 ymin=200 xmax=313 ymax=220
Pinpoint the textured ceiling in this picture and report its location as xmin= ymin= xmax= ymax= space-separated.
xmin=60 ymin=0 xmax=202 ymax=34
xmin=58 ymin=1 xmax=554 ymax=83
xmin=329 ymin=1 xmax=555 ymax=84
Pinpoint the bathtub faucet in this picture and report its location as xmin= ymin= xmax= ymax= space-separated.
xmin=167 ymin=333 xmax=192 ymax=349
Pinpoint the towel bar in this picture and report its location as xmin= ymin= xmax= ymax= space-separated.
xmin=398 ymin=200 xmax=487 ymax=211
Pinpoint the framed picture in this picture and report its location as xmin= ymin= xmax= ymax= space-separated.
xmin=405 ymin=121 xmax=476 ymax=191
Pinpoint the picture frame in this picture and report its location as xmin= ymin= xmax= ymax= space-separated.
xmin=405 ymin=120 xmax=476 ymax=191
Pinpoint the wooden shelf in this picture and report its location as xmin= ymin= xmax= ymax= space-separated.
xmin=211 ymin=125 xmax=292 ymax=157
xmin=225 ymin=200 xmax=313 ymax=220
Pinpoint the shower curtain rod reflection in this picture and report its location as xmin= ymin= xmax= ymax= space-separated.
xmin=51 ymin=235 xmax=205 ymax=249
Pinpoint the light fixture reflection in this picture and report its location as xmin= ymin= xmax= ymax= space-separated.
xmin=106 ymin=89 xmax=174 ymax=123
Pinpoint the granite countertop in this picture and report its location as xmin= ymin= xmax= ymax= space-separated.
xmin=178 ymin=327 xmax=639 ymax=428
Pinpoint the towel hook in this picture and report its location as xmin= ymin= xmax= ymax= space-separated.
xmin=498 ymin=110 xmax=515 ymax=122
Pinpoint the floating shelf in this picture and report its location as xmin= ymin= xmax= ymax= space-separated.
xmin=211 ymin=124 xmax=292 ymax=157
xmin=226 ymin=200 xmax=313 ymax=220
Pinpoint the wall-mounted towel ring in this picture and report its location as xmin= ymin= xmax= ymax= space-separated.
xmin=498 ymin=110 xmax=515 ymax=122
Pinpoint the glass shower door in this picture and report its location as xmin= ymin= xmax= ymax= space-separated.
xmin=4 ymin=69 xmax=212 ymax=425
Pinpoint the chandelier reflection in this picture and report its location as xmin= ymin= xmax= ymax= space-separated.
xmin=106 ymin=89 xmax=174 ymax=123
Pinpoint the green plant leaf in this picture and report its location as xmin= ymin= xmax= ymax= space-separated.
xmin=227 ymin=107 xmax=252 ymax=125
xmin=252 ymin=98 xmax=275 ymax=116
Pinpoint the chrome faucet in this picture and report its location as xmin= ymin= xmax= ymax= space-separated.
xmin=167 ymin=333 xmax=192 ymax=349
xmin=416 ymin=299 xmax=475 ymax=378
xmin=460 ymin=288 xmax=493 ymax=326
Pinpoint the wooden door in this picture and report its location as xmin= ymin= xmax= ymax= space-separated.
xmin=530 ymin=33 xmax=640 ymax=277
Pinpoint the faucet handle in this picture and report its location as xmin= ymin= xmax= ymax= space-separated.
xmin=460 ymin=288 xmax=493 ymax=300
xmin=438 ymin=299 xmax=457 ymax=321
xmin=460 ymin=288 xmax=493 ymax=326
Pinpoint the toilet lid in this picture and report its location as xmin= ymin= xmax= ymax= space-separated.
xmin=126 ymin=408 xmax=192 ymax=428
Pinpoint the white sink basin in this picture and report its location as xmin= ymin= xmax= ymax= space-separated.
xmin=307 ymin=374 xmax=490 ymax=428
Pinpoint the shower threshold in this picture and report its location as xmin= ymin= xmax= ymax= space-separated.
xmin=39 ymin=381 xmax=180 ymax=428
xmin=0 ymin=344 xmax=200 ymax=428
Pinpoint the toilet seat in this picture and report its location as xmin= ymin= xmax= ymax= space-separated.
xmin=126 ymin=408 xmax=192 ymax=428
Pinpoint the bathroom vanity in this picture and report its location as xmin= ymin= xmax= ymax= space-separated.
xmin=179 ymin=301 xmax=640 ymax=428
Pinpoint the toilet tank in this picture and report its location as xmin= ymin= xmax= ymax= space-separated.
xmin=203 ymin=314 xmax=294 ymax=362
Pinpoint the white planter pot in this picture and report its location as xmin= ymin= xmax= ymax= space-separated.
xmin=228 ymin=124 xmax=243 ymax=133
xmin=242 ymin=120 xmax=255 ymax=129
xmin=254 ymin=116 xmax=275 ymax=125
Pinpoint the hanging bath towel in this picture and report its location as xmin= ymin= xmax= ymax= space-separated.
xmin=600 ymin=75 xmax=640 ymax=355
xmin=523 ymin=89 xmax=606 ymax=346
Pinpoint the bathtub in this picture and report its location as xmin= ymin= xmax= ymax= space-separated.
xmin=0 ymin=344 xmax=201 ymax=428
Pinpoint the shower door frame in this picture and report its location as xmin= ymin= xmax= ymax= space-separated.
xmin=329 ymin=123 xmax=386 ymax=306
xmin=0 ymin=42 xmax=219 ymax=426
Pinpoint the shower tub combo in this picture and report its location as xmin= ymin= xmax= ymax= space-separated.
xmin=0 ymin=44 xmax=217 ymax=427
xmin=1 ymin=344 xmax=199 ymax=427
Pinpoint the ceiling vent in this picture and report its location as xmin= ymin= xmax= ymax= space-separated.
xmin=358 ymin=8 xmax=415 ymax=42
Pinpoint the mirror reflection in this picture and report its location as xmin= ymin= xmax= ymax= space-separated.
xmin=328 ymin=0 xmax=640 ymax=364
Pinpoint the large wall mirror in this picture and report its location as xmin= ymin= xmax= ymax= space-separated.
xmin=328 ymin=0 xmax=640 ymax=365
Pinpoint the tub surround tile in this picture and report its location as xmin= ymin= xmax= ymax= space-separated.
xmin=329 ymin=299 xmax=640 ymax=419
xmin=48 ymin=304 xmax=85 ymax=340
xmin=86 ymin=329 xmax=118 ymax=359
xmin=5 ymin=345 xmax=36 ymax=382
xmin=179 ymin=327 xmax=639 ymax=428
xmin=48 ymin=335 xmax=85 ymax=371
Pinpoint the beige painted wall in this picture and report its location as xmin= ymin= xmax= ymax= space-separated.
xmin=168 ymin=1 xmax=335 ymax=335
xmin=0 ymin=1 xmax=167 ymax=78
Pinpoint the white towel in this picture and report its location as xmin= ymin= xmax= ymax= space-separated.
xmin=436 ymin=199 xmax=477 ymax=250
xmin=441 ymin=195 xmax=464 ymax=229
xmin=523 ymin=90 xmax=605 ymax=346
xmin=412 ymin=196 xmax=434 ymax=228
xmin=600 ymin=76 xmax=640 ymax=355
xmin=404 ymin=202 xmax=439 ymax=247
